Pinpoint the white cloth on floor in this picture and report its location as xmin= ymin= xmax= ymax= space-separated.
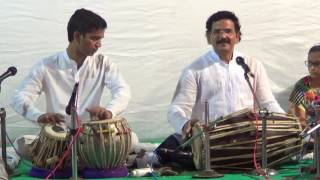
xmin=0 ymin=147 xmax=20 ymax=171
xmin=0 ymin=160 xmax=8 ymax=180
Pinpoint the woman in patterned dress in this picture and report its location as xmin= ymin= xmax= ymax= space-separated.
xmin=289 ymin=44 xmax=320 ymax=129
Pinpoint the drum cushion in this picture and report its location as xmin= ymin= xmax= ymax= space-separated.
xmin=29 ymin=166 xmax=72 ymax=179
xmin=80 ymin=166 xmax=128 ymax=178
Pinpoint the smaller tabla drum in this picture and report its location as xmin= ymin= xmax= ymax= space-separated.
xmin=31 ymin=124 xmax=70 ymax=170
xmin=78 ymin=117 xmax=132 ymax=169
xmin=191 ymin=110 xmax=303 ymax=171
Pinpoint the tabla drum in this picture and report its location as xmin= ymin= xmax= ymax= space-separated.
xmin=30 ymin=124 xmax=70 ymax=170
xmin=77 ymin=117 xmax=132 ymax=169
xmin=191 ymin=110 xmax=303 ymax=171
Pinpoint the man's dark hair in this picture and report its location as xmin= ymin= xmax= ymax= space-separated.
xmin=67 ymin=8 xmax=107 ymax=42
xmin=206 ymin=11 xmax=242 ymax=40
xmin=309 ymin=44 xmax=320 ymax=54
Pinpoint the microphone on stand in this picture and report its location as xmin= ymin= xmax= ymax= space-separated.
xmin=236 ymin=56 xmax=261 ymax=109
xmin=0 ymin=66 xmax=17 ymax=92
xmin=65 ymin=82 xmax=79 ymax=115
xmin=65 ymin=82 xmax=80 ymax=179
xmin=0 ymin=66 xmax=17 ymax=172
xmin=0 ymin=66 xmax=17 ymax=83
xmin=236 ymin=57 xmax=254 ymax=78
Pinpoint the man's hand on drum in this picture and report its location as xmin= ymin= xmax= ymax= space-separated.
xmin=86 ymin=106 xmax=112 ymax=120
xmin=37 ymin=113 xmax=65 ymax=124
xmin=182 ymin=119 xmax=199 ymax=139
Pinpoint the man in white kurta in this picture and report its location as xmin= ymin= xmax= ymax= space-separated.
xmin=168 ymin=49 xmax=284 ymax=134
xmin=155 ymin=11 xmax=284 ymax=168
xmin=167 ymin=11 xmax=284 ymax=136
xmin=10 ymin=51 xmax=130 ymax=125
xmin=10 ymin=8 xmax=131 ymax=125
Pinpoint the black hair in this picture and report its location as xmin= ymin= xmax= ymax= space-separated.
xmin=67 ymin=8 xmax=107 ymax=42
xmin=309 ymin=44 xmax=320 ymax=54
xmin=206 ymin=11 xmax=242 ymax=40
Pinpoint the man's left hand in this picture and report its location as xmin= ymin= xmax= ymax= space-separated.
xmin=86 ymin=106 xmax=113 ymax=120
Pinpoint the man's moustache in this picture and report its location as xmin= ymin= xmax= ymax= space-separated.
xmin=217 ymin=40 xmax=230 ymax=44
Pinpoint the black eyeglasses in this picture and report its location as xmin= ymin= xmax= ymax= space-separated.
xmin=305 ymin=60 xmax=320 ymax=68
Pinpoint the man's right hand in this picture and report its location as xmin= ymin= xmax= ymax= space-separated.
xmin=37 ymin=113 xmax=65 ymax=124
xmin=182 ymin=119 xmax=199 ymax=139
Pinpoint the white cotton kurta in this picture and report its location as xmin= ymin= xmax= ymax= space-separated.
xmin=168 ymin=49 xmax=284 ymax=134
xmin=10 ymin=50 xmax=131 ymax=125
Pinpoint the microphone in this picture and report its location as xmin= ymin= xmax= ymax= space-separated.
xmin=0 ymin=66 xmax=17 ymax=83
xmin=236 ymin=56 xmax=254 ymax=78
xmin=65 ymin=82 xmax=79 ymax=115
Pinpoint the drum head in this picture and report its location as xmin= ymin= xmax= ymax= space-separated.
xmin=83 ymin=117 xmax=126 ymax=125
xmin=43 ymin=124 xmax=67 ymax=140
xmin=191 ymin=123 xmax=205 ymax=170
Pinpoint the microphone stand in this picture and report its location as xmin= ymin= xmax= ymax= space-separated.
xmin=0 ymin=82 xmax=10 ymax=175
xmin=66 ymin=83 xmax=80 ymax=180
xmin=0 ymin=68 xmax=18 ymax=177
xmin=0 ymin=108 xmax=8 ymax=172
xmin=193 ymin=102 xmax=223 ymax=178
xmin=301 ymin=104 xmax=320 ymax=179
xmin=315 ymin=126 xmax=320 ymax=179
xmin=243 ymin=70 xmax=261 ymax=109
xmin=313 ymin=120 xmax=320 ymax=180
xmin=70 ymin=105 xmax=78 ymax=180
xmin=311 ymin=99 xmax=320 ymax=179
xmin=241 ymin=68 xmax=277 ymax=177
xmin=0 ymin=108 xmax=15 ymax=177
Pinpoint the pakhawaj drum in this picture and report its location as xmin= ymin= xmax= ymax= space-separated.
xmin=191 ymin=110 xmax=303 ymax=171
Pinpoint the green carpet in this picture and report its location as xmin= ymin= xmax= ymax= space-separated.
xmin=9 ymin=160 xmax=314 ymax=180
xmin=7 ymin=138 xmax=315 ymax=179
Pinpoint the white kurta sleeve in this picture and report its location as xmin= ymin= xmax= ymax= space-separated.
xmin=167 ymin=69 xmax=197 ymax=134
xmin=9 ymin=62 xmax=45 ymax=123
xmin=255 ymin=61 xmax=284 ymax=113
xmin=104 ymin=60 xmax=131 ymax=117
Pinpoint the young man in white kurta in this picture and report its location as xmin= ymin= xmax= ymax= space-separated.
xmin=10 ymin=51 xmax=130 ymax=125
xmin=10 ymin=8 xmax=131 ymax=125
